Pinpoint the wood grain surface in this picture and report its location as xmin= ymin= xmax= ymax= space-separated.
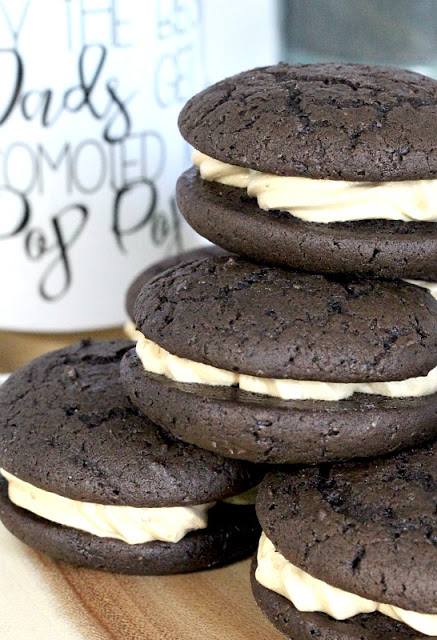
xmin=0 ymin=328 xmax=127 ymax=373
xmin=0 ymin=522 xmax=283 ymax=640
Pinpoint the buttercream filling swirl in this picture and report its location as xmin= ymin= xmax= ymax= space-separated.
xmin=192 ymin=150 xmax=437 ymax=223
xmin=255 ymin=533 xmax=437 ymax=636
xmin=136 ymin=335 xmax=437 ymax=401
xmin=1 ymin=469 xmax=254 ymax=545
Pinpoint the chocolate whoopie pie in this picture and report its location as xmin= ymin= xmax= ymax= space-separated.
xmin=0 ymin=340 xmax=261 ymax=574
xmin=251 ymin=443 xmax=437 ymax=639
xmin=121 ymin=255 xmax=437 ymax=464
xmin=177 ymin=62 xmax=437 ymax=279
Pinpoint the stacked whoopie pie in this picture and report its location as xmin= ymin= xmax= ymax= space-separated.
xmin=121 ymin=63 xmax=437 ymax=638
xmin=0 ymin=340 xmax=262 ymax=574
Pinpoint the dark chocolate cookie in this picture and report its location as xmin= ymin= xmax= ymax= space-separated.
xmin=179 ymin=63 xmax=437 ymax=181
xmin=255 ymin=440 xmax=437 ymax=613
xmin=125 ymin=245 xmax=230 ymax=320
xmin=177 ymin=167 xmax=437 ymax=280
xmin=0 ymin=340 xmax=261 ymax=573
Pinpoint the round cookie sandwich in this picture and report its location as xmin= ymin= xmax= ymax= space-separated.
xmin=124 ymin=245 xmax=230 ymax=340
xmin=0 ymin=340 xmax=261 ymax=574
xmin=177 ymin=62 xmax=437 ymax=280
xmin=251 ymin=442 xmax=437 ymax=639
xmin=121 ymin=254 xmax=437 ymax=465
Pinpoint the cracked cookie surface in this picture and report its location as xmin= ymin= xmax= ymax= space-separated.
xmin=179 ymin=62 xmax=437 ymax=181
xmin=125 ymin=245 xmax=230 ymax=321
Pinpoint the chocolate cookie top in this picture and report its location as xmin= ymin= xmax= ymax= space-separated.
xmin=0 ymin=340 xmax=260 ymax=506
xmin=125 ymin=245 xmax=230 ymax=320
xmin=134 ymin=256 xmax=437 ymax=382
xmin=256 ymin=441 xmax=437 ymax=613
xmin=178 ymin=62 xmax=437 ymax=181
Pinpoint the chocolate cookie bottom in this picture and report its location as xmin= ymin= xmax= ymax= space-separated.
xmin=0 ymin=480 xmax=260 ymax=575
xmin=121 ymin=350 xmax=437 ymax=464
xmin=250 ymin=558 xmax=427 ymax=640
xmin=177 ymin=168 xmax=437 ymax=279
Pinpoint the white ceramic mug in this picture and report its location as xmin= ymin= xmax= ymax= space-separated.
xmin=0 ymin=0 xmax=204 ymax=332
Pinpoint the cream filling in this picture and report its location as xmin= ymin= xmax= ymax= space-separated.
xmin=123 ymin=320 xmax=143 ymax=341
xmin=404 ymin=279 xmax=437 ymax=301
xmin=192 ymin=150 xmax=437 ymax=299
xmin=255 ymin=534 xmax=437 ymax=636
xmin=1 ymin=470 xmax=255 ymax=545
xmin=192 ymin=150 xmax=437 ymax=223
xmin=222 ymin=485 xmax=258 ymax=505
xmin=136 ymin=335 xmax=437 ymax=401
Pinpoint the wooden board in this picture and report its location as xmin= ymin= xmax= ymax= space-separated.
xmin=0 ymin=328 xmax=127 ymax=373
xmin=0 ymin=523 xmax=284 ymax=640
